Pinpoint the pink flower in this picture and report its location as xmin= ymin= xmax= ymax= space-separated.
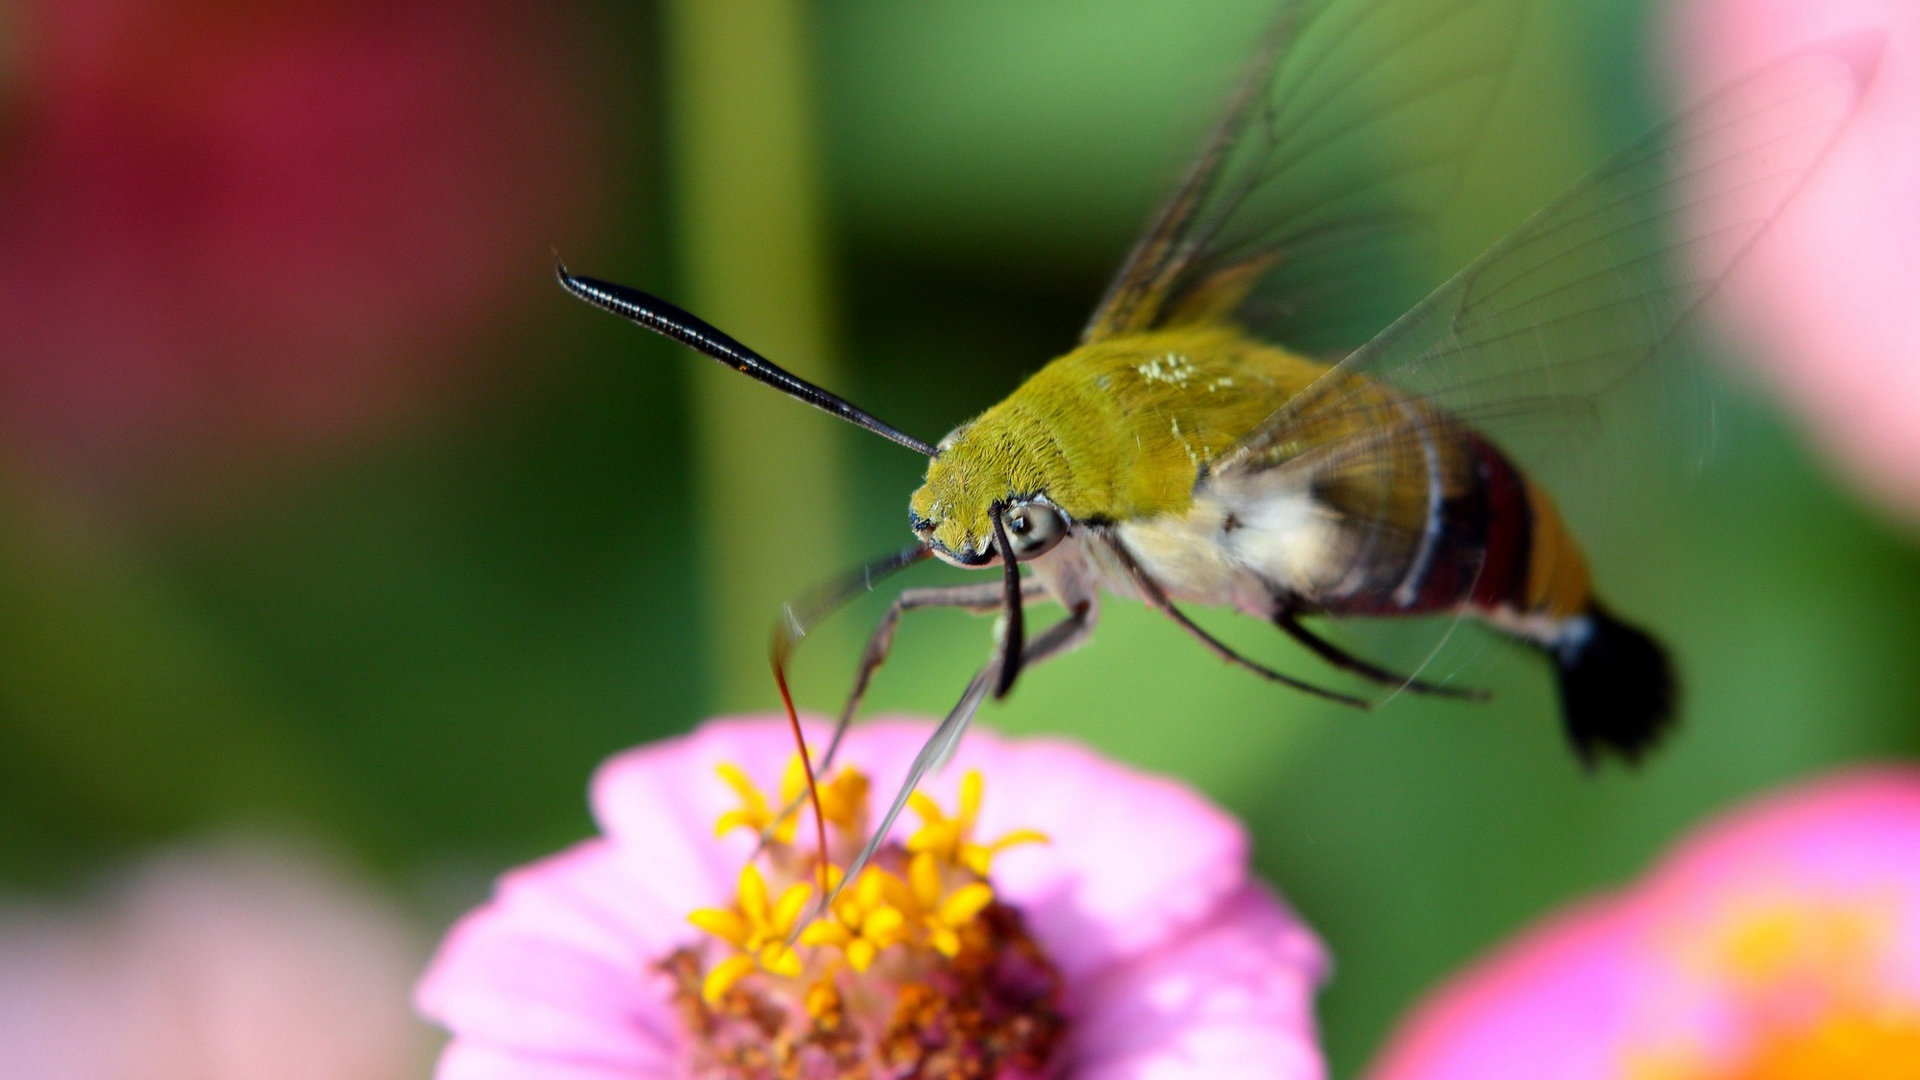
xmin=0 ymin=838 xmax=433 ymax=1080
xmin=1672 ymin=0 xmax=1920 ymax=521
xmin=416 ymin=717 xmax=1329 ymax=1079
xmin=1366 ymin=767 xmax=1920 ymax=1079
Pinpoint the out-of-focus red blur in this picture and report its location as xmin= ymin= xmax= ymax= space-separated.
xmin=0 ymin=0 xmax=599 ymax=486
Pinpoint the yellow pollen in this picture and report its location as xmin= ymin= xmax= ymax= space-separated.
xmin=670 ymin=756 xmax=1070 ymax=1079
xmin=1713 ymin=897 xmax=1892 ymax=992
xmin=907 ymin=769 xmax=1049 ymax=878
xmin=691 ymin=759 xmax=1049 ymax=996
xmin=815 ymin=765 xmax=871 ymax=832
xmin=716 ymin=757 xmax=872 ymax=846
xmin=803 ymin=977 xmax=843 ymax=1025
xmin=1627 ymin=1009 xmax=1920 ymax=1080
xmin=1630 ymin=892 xmax=1920 ymax=1080
xmin=713 ymin=762 xmax=796 ymax=844
xmin=688 ymin=863 xmax=813 ymax=983
xmin=700 ymin=954 xmax=758 ymax=1004
xmin=799 ymin=868 xmax=915 ymax=972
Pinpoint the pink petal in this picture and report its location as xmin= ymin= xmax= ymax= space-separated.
xmin=587 ymin=720 xmax=796 ymax=914
xmin=1 ymin=839 xmax=431 ymax=1080
xmin=1070 ymin=884 xmax=1329 ymax=1080
xmin=1672 ymin=0 xmax=1920 ymax=519
xmin=1637 ymin=766 xmax=1920 ymax=995
xmin=435 ymin=1041 xmax=664 ymax=1080
xmin=1365 ymin=767 xmax=1920 ymax=1079
xmin=938 ymin=729 xmax=1250 ymax=982
xmin=1648 ymin=766 xmax=1920 ymax=894
xmin=416 ymin=840 xmax=680 ymax=1069
xmin=1364 ymin=899 xmax=1640 ymax=1080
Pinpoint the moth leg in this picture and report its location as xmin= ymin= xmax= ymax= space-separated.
xmin=1096 ymin=532 xmax=1368 ymax=708
xmin=817 ymin=599 xmax=1096 ymax=924
xmin=1274 ymin=610 xmax=1489 ymax=700
xmin=764 ymin=580 xmax=1044 ymax=848
xmin=820 ymin=580 xmax=1045 ymax=775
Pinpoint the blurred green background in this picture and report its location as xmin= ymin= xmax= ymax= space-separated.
xmin=1 ymin=0 xmax=1915 ymax=1075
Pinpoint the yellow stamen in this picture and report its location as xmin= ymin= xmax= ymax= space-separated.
xmin=818 ymin=768 xmax=870 ymax=830
xmin=689 ymin=858 xmax=817 ymax=985
xmin=715 ymin=762 xmax=762 ymax=805
xmin=701 ymin=954 xmax=758 ymax=1004
xmin=803 ymin=977 xmax=842 ymax=1024
xmin=798 ymin=921 xmax=851 ymax=948
xmin=963 ymin=828 xmax=1050 ymax=877
xmin=688 ymin=757 xmax=1043 ymax=1011
xmin=771 ymin=881 xmax=813 ymax=934
xmin=862 ymin=905 xmax=907 ymax=943
xmin=959 ymin=770 xmax=982 ymax=825
xmin=908 ymin=770 xmax=1049 ymax=878
xmin=713 ymin=763 xmax=797 ymax=844
xmin=939 ymin=882 xmax=995 ymax=927
xmin=687 ymin=907 xmax=749 ymax=947
xmin=921 ymin=880 xmax=995 ymax=958
xmin=738 ymin=864 xmax=770 ymax=924
xmin=804 ymin=866 xmax=916 ymax=971
xmin=764 ymin=757 xmax=872 ymax=836
xmin=909 ymin=851 xmax=944 ymax=911
xmin=759 ymin=942 xmax=803 ymax=977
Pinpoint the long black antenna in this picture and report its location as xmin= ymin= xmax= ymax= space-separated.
xmin=556 ymin=259 xmax=939 ymax=457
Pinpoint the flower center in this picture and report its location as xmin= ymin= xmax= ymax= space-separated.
xmin=664 ymin=761 xmax=1067 ymax=1080
xmin=1634 ymin=1009 xmax=1920 ymax=1080
xmin=1629 ymin=895 xmax=1920 ymax=1080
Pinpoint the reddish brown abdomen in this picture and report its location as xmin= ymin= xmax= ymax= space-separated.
xmin=1319 ymin=431 xmax=1591 ymax=636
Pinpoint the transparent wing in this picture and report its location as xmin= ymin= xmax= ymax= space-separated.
xmin=1084 ymin=0 xmax=1537 ymax=352
xmin=1215 ymin=37 xmax=1880 ymax=484
xmin=1203 ymin=39 xmax=1877 ymax=697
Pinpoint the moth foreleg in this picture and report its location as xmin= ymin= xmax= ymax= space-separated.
xmin=764 ymin=580 xmax=1045 ymax=848
xmin=822 ymin=580 xmax=1047 ymax=774
xmin=807 ymin=599 xmax=1095 ymax=930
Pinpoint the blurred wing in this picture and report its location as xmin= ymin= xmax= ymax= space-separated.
xmin=1203 ymin=38 xmax=1877 ymax=699
xmin=1215 ymin=37 xmax=1880 ymax=485
xmin=1084 ymin=0 xmax=1536 ymax=352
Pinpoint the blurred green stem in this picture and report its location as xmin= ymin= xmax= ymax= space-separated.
xmin=665 ymin=0 xmax=848 ymax=711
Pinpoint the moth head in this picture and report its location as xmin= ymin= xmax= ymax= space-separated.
xmin=911 ymin=421 xmax=1070 ymax=568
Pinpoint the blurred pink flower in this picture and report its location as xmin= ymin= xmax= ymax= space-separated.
xmin=0 ymin=0 xmax=597 ymax=477
xmin=417 ymin=717 xmax=1329 ymax=1080
xmin=0 ymin=838 xmax=433 ymax=1080
xmin=1366 ymin=767 xmax=1920 ymax=1079
xmin=1672 ymin=0 xmax=1920 ymax=521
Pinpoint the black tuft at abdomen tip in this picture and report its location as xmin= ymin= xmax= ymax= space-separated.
xmin=1549 ymin=603 xmax=1677 ymax=768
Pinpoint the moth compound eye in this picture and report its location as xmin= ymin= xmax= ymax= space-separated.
xmin=1004 ymin=501 xmax=1066 ymax=558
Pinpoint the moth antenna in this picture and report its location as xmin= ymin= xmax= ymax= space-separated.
xmin=990 ymin=505 xmax=1026 ymax=699
xmin=555 ymin=258 xmax=938 ymax=457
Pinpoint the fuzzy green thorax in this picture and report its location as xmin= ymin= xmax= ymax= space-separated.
xmin=910 ymin=326 xmax=1329 ymax=559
